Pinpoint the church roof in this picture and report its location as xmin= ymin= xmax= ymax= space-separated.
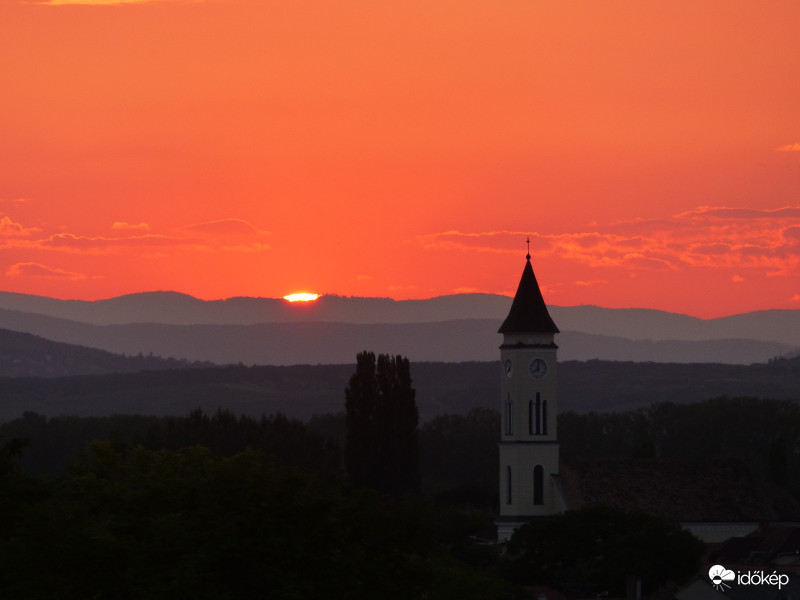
xmin=714 ymin=525 xmax=800 ymax=564
xmin=498 ymin=255 xmax=559 ymax=334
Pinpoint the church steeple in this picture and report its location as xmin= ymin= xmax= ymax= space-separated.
xmin=498 ymin=253 xmax=559 ymax=335
xmin=496 ymin=245 xmax=563 ymax=542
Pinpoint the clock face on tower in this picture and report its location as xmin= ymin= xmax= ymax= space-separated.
xmin=528 ymin=358 xmax=548 ymax=380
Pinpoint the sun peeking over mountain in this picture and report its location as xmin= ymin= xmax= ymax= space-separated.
xmin=283 ymin=293 xmax=320 ymax=303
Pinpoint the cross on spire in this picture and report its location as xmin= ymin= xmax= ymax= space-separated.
xmin=526 ymin=236 xmax=531 ymax=260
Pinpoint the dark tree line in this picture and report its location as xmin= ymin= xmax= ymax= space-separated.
xmin=0 ymin=408 xmax=340 ymax=478
xmin=318 ymin=395 xmax=800 ymax=505
xmin=4 ymin=396 xmax=798 ymax=505
xmin=0 ymin=442 xmax=504 ymax=600
xmin=559 ymin=396 xmax=800 ymax=495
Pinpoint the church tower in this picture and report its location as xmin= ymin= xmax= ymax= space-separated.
xmin=496 ymin=247 xmax=562 ymax=541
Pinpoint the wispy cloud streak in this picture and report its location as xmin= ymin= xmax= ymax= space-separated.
xmin=7 ymin=262 xmax=87 ymax=281
xmin=38 ymin=0 xmax=196 ymax=5
xmin=417 ymin=205 xmax=800 ymax=276
xmin=0 ymin=217 xmax=270 ymax=255
xmin=0 ymin=215 xmax=40 ymax=237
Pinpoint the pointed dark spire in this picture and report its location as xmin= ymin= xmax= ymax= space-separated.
xmin=498 ymin=252 xmax=559 ymax=334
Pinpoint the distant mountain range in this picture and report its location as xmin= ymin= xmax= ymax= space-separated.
xmin=0 ymin=291 xmax=797 ymax=365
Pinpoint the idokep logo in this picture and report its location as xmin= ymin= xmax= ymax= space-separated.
xmin=708 ymin=564 xmax=791 ymax=592
xmin=709 ymin=565 xmax=735 ymax=591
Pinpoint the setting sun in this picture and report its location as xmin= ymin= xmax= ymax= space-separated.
xmin=283 ymin=293 xmax=320 ymax=303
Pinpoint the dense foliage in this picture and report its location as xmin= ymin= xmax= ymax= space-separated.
xmin=560 ymin=396 xmax=800 ymax=494
xmin=0 ymin=409 xmax=340 ymax=478
xmin=3 ymin=396 xmax=799 ymax=503
xmin=3 ymin=395 xmax=799 ymax=597
xmin=505 ymin=506 xmax=705 ymax=596
xmin=0 ymin=443 xmax=503 ymax=599
xmin=418 ymin=408 xmax=499 ymax=505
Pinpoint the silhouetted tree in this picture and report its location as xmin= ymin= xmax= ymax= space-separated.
xmin=345 ymin=351 xmax=419 ymax=494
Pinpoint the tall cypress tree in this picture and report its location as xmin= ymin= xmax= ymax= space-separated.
xmin=345 ymin=351 xmax=419 ymax=494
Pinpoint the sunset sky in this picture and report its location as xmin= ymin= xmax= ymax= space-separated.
xmin=2 ymin=0 xmax=799 ymax=318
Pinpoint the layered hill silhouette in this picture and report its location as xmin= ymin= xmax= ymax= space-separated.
xmin=0 ymin=291 xmax=797 ymax=365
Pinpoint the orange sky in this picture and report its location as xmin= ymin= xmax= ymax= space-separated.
xmin=1 ymin=0 xmax=799 ymax=318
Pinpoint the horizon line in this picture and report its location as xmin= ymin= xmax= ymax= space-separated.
xmin=0 ymin=288 xmax=791 ymax=320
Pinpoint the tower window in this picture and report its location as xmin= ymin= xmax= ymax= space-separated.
xmin=530 ymin=393 xmax=549 ymax=436
xmin=542 ymin=399 xmax=548 ymax=435
xmin=505 ymin=394 xmax=513 ymax=435
xmin=506 ymin=466 xmax=513 ymax=504
xmin=528 ymin=399 xmax=533 ymax=435
xmin=533 ymin=465 xmax=544 ymax=505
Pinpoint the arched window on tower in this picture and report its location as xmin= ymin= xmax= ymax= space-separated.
xmin=506 ymin=466 xmax=513 ymax=504
xmin=533 ymin=464 xmax=544 ymax=505
xmin=505 ymin=394 xmax=513 ymax=435
xmin=534 ymin=393 xmax=541 ymax=435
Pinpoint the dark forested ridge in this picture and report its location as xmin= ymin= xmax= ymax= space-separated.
xmin=1 ymin=355 xmax=799 ymax=422
xmin=5 ymin=397 xmax=799 ymax=500
xmin=559 ymin=357 xmax=800 ymax=412
xmin=0 ymin=362 xmax=491 ymax=422
xmin=0 ymin=328 xmax=209 ymax=377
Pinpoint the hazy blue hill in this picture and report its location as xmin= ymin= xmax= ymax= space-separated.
xmin=0 ymin=291 xmax=798 ymax=364
xmin=0 ymin=291 xmax=288 ymax=326
xmin=1 ymin=289 xmax=798 ymax=344
xmin=551 ymin=305 xmax=800 ymax=347
xmin=550 ymin=305 xmax=707 ymax=340
xmin=709 ymin=309 xmax=800 ymax=347
xmin=0 ymin=290 xmax=511 ymax=326
xmin=0 ymin=308 xmax=795 ymax=365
